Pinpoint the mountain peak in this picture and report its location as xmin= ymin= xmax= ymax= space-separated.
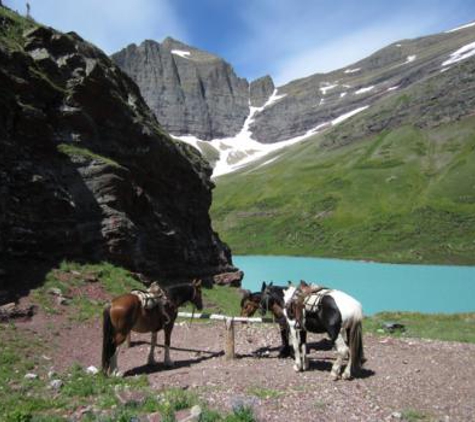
xmin=161 ymin=36 xmax=220 ymax=62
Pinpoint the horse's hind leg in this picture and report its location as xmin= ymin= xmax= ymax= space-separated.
xmin=342 ymin=328 xmax=353 ymax=380
xmin=147 ymin=331 xmax=158 ymax=365
xmin=331 ymin=331 xmax=349 ymax=381
xmin=110 ymin=332 xmax=128 ymax=376
xmin=164 ymin=322 xmax=175 ymax=367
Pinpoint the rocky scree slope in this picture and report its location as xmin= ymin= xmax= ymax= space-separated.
xmin=0 ymin=10 xmax=237 ymax=296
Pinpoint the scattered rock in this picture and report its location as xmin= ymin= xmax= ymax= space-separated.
xmin=47 ymin=287 xmax=62 ymax=296
xmin=84 ymin=274 xmax=99 ymax=283
xmin=49 ymin=379 xmax=63 ymax=390
xmin=56 ymin=296 xmax=71 ymax=306
xmin=86 ymin=365 xmax=99 ymax=375
xmin=147 ymin=412 xmax=162 ymax=422
xmin=175 ymin=405 xmax=202 ymax=422
xmin=0 ymin=304 xmax=36 ymax=321
xmin=213 ymin=270 xmax=244 ymax=287
xmin=382 ymin=322 xmax=406 ymax=333
xmin=24 ymin=373 xmax=38 ymax=380
xmin=75 ymin=405 xmax=94 ymax=419
xmin=115 ymin=388 xmax=148 ymax=406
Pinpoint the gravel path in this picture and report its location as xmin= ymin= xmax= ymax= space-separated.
xmin=17 ymin=306 xmax=475 ymax=422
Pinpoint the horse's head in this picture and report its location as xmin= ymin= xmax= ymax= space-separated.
xmin=191 ymin=279 xmax=203 ymax=311
xmin=260 ymin=281 xmax=284 ymax=316
xmin=240 ymin=290 xmax=261 ymax=317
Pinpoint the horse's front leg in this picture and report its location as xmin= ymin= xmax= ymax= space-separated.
xmin=163 ymin=322 xmax=175 ymax=368
xmin=300 ymin=330 xmax=309 ymax=370
xmin=278 ymin=322 xmax=292 ymax=358
xmin=289 ymin=326 xmax=303 ymax=372
xmin=147 ymin=331 xmax=158 ymax=365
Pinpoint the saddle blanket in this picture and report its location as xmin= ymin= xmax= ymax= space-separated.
xmin=303 ymin=288 xmax=333 ymax=313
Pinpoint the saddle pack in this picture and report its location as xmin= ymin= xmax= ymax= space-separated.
xmin=303 ymin=288 xmax=333 ymax=313
xmin=131 ymin=282 xmax=168 ymax=310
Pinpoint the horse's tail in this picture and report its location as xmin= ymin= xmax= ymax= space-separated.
xmin=349 ymin=317 xmax=364 ymax=375
xmin=102 ymin=306 xmax=116 ymax=375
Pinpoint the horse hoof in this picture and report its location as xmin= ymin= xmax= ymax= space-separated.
xmin=342 ymin=372 xmax=352 ymax=380
xmin=112 ymin=370 xmax=124 ymax=378
xmin=330 ymin=372 xmax=340 ymax=381
xmin=293 ymin=364 xmax=302 ymax=372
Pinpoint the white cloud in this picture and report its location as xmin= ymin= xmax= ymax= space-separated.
xmin=271 ymin=23 xmax=431 ymax=85
xmin=5 ymin=0 xmax=188 ymax=54
xmin=234 ymin=1 xmax=447 ymax=85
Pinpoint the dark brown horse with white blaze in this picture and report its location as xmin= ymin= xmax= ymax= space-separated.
xmin=102 ymin=279 xmax=203 ymax=376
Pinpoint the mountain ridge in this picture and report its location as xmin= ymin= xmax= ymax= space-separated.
xmin=112 ymin=22 xmax=475 ymax=175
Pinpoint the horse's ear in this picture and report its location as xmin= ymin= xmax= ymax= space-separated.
xmin=300 ymin=280 xmax=308 ymax=287
xmin=287 ymin=280 xmax=293 ymax=286
xmin=261 ymin=281 xmax=266 ymax=291
xmin=269 ymin=281 xmax=273 ymax=287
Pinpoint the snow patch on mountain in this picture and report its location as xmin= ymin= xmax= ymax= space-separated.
xmin=446 ymin=21 xmax=475 ymax=33
xmin=174 ymin=104 xmax=371 ymax=177
xmin=320 ymin=83 xmax=338 ymax=95
xmin=171 ymin=49 xmax=191 ymax=58
xmin=344 ymin=68 xmax=361 ymax=74
xmin=355 ymin=86 xmax=375 ymax=94
xmin=405 ymin=55 xmax=416 ymax=64
xmin=442 ymin=41 xmax=475 ymax=66
xmin=331 ymin=106 xmax=369 ymax=125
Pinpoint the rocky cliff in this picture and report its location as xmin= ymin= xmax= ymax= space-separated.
xmin=112 ymin=37 xmax=250 ymax=140
xmin=0 ymin=9 xmax=239 ymax=295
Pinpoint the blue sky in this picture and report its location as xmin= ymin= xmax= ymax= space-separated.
xmin=5 ymin=0 xmax=475 ymax=85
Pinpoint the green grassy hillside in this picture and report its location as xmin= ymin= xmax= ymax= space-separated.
xmin=211 ymin=115 xmax=475 ymax=264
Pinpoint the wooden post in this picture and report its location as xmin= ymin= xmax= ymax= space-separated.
xmin=225 ymin=317 xmax=235 ymax=360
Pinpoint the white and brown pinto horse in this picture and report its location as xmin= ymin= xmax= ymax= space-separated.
xmin=284 ymin=281 xmax=365 ymax=380
xmin=102 ymin=279 xmax=203 ymax=376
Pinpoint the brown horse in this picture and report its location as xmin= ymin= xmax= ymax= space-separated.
xmin=240 ymin=283 xmax=292 ymax=358
xmin=102 ymin=279 xmax=203 ymax=376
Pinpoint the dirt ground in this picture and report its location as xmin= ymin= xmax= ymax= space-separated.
xmin=12 ymin=295 xmax=475 ymax=422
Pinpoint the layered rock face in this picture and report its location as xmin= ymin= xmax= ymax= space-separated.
xmin=112 ymin=38 xmax=249 ymax=140
xmin=0 ymin=19 xmax=238 ymax=292
xmin=250 ymin=75 xmax=274 ymax=107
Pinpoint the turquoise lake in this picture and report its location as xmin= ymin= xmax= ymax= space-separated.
xmin=234 ymin=256 xmax=475 ymax=315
